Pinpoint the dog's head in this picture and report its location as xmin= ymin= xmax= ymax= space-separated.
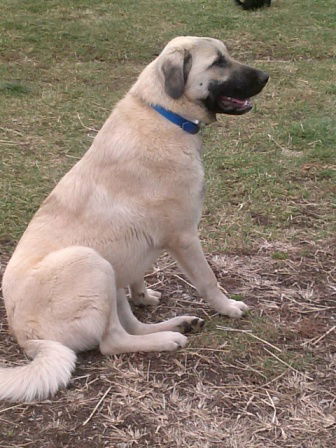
xmin=156 ymin=36 xmax=269 ymax=119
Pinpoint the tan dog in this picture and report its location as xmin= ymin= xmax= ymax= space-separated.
xmin=1 ymin=36 xmax=268 ymax=402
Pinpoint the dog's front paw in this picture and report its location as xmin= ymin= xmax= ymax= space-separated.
xmin=215 ymin=297 xmax=249 ymax=318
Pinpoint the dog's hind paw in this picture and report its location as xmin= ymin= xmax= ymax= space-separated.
xmin=131 ymin=288 xmax=162 ymax=306
xmin=171 ymin=316 xmax=205 ymax=334
xmin=144 ymin=289 xmax=162 ymax=305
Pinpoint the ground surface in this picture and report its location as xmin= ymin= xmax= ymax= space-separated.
xmin=0 ymin=0 xmax=335 ymax=447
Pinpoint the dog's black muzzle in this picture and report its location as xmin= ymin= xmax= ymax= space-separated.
xmin=203 ymin=66 xmax=269 ymax=115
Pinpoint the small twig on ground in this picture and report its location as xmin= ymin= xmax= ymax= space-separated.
xmin=185 ymin=347 xmax=229 ymax=353
xmin=173 ymin=274 xmax=196 ymax=290
xmin=77 ymin=113 xmax=99 ymax=133
xmin=82 ymin=385 xmax=112 ymax=426
xmin=235 ymin=360 xmax=267 ymax=380
xmin=0 ymin=139 xmax=26 ymax=146
xmin=302 ymin=325 xmax=336 ymax=346
xmin=255 ymin=369 xmax=289 ymax=390
xmin=0 ymin=404 xmax=24 ymax=415
xmin=298 ymin=306 xmax=336 ymax=314
xmin=267 ymin=134 xmax=287 ymax=151
xmin=144 ymin=261 xmax=176 ymax=278
xmin=218 ymin=283 xmax=229 ymax=294
xmin=266 ymin=390 xmax=278 ymax=425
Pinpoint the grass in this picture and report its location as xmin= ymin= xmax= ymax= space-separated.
xmin=1 ymin=0 xmax=336 ymax=447
xmin=1 ymin=0 xmax=335 ymax=247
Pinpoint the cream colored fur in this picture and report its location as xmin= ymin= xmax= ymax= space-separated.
xmin=1 ymin=36 xmax=249 ymax=402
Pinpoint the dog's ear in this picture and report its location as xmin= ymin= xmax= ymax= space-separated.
xmin=161 ymin=50 xmax=192 ymax=99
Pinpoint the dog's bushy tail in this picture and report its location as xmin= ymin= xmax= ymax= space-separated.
xmin=0 ymin=340 xmax=76 ymax=402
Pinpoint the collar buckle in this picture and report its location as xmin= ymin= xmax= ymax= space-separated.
xmin=181 ymin=120 xmax=199 ymax=135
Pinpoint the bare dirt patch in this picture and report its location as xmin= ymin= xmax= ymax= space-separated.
xmin=0 ymin=241 xmax=335 ymax=447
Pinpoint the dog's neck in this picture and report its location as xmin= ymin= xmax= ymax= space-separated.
xmin=150 ymin=104 xmax=201 ymax=135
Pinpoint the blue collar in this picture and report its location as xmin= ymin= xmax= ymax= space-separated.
xmin=151 ymin=104 xmax=200 ymax=135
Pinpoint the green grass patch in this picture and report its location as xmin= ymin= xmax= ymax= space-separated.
xmin=0 ymin=0 xmax=335 ymax=248
xmin=0 ymin=81 xmax=31 ymax=95
xmin=272 ymin=251 xmax=289 ymax=260
xmin=192 ymin=314 xmax=319 ymax=382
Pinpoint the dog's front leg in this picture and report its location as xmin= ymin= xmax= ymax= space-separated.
xmin=168 ymin=233 xmax=249 ymax=318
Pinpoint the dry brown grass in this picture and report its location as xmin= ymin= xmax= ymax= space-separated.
xmin=1 ymin=240 xmax=335 ymax=447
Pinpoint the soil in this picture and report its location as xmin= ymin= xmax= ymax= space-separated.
xmin=0 ymin=241 xmax=335 ymax=447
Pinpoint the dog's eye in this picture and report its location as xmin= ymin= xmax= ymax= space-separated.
xmin=210 ymin=55 xmax=227 ymax=68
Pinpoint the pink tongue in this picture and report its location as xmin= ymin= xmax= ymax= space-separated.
xmin=221 ymin=96 xmax=250 ymax=107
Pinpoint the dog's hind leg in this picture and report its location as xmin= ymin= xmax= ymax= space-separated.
xmin=16 ymin=246 xmax=188 ymax=356
xmin=11 ymin=246 xmax=116 ymax=353
xmin=43 ymin=249 xmax=188 ymax=355
xmin=99 ymin=287 xmax=190 ymax=355
xmin=130 ymin=278 xmax=161 ymax=306
xmin=116 ymin=289 xmax=204 ymax=335
xmin=99 ymin=313 xmax=188 ymax=355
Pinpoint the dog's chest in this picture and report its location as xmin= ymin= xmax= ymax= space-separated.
xmin=174 ymin=154 xmax=205 ymax=222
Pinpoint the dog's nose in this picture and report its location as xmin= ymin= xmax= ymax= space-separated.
xmin=258 ymin=71 xmax=269 ymax=86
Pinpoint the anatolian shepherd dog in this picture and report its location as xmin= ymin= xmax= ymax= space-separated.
xmin=1 ymin=36 xmax=268 ymax=402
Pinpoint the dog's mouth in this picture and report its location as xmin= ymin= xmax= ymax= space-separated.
xmin=203 ymin=68 xmax=269 ymax=116
xmin=217 ymin=95 xmax=253 ymax=115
